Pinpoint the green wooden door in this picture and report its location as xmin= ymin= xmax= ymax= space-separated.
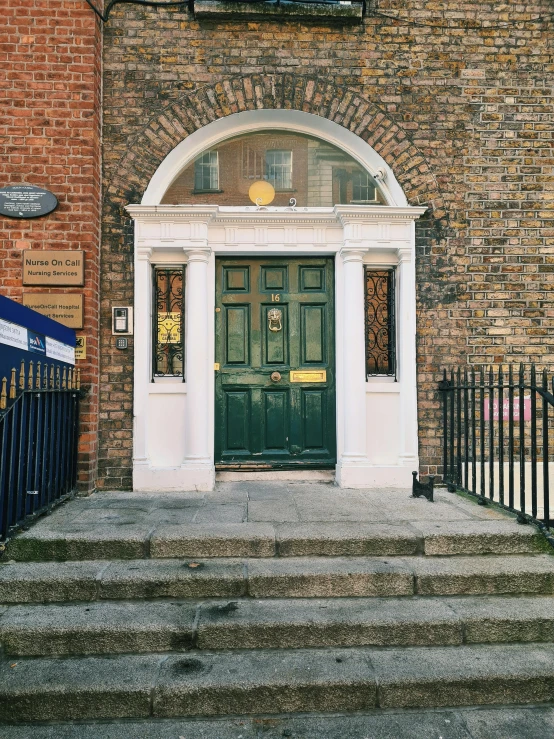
xmin=215 ymin=257 xmax=336 ymax=469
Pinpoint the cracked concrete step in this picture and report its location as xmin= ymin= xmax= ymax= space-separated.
xmin=2 ymin=644 xmax=554 ymax=722
xmin=3 ymin=706 xmax=554 ymax=738
xmin=2 ymin=596 xmax=554 ymax=656
xmin=5 ymin=519 xmax=548 ymax=562
xmin=1 ymin=554 xmax=554 ymax=604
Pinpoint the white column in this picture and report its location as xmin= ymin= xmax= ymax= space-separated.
xmin=337 ymin=247 xmax=368 ymax=481
xmin=183 ymin=248 xmax=213 ymax=473
xmin=132 ymin=246 xmax=152 ymax=471
xmin=397 ymin=241 xmax=419 ymax=467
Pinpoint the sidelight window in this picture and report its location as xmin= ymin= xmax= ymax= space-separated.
xmin=153 ymin=267 xmax=185 ymax=379
xmin=365 ymin=268 xmax=396 ymax=377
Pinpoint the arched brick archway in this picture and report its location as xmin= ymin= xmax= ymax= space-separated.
xmin=104 ymin=73 xmax=445 ymax=219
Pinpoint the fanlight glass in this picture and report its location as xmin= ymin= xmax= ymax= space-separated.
xmin=161 ymin=131 xmax=387 ymax=207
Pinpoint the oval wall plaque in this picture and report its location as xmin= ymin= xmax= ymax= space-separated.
xmin=0 ymin=185 xmax=58 ymax=219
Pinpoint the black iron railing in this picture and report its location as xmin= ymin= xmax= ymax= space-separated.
xmin=439 ymin=365 xmax=554 ymax=532
xmin=0 ymin=360 xmax=81 ymax=543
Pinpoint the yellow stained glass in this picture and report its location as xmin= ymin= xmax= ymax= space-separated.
xmin=158 ymin=312 xmax=181 ymax=344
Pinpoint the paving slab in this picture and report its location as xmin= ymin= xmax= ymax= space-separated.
xmin=461 ymin=706 xmax=554 ymax=739
xmin=250 ymin=710 xmax=473 ymax=738
xmin=0 ymin=719 xmax=258 ymax=739
xmin=150 ymin=524 xmax=275 ymax=558
xmin=196 ymin=597 xmax=462 ymax=649
xmin=100 ymin=559 xmax=246 ymax=599
xmin=0 ymin=654 xmax=160 ymax=721
xmin=247 ymin=557 xmax=414 ymax=597
xmin=248 ymin=499 xmax=300 ymax=522
xmin=154 ymin=648 xmax=377 ymax=717
xmin=276 ymin=522 xmax=420 ymax=556
xmin=373 ymin=643 xmax=554 ymax=709
xmin=192 ymin=504 xmax=248 ymax=524
xmin=0 ymin=601 xmax=198 ymax=656
xmin=412 ymin=520 xmax=549 ymax=555
xmin=413 ymin=554 xmax=554 ymax=596
xmin=4 ymin=708 xmax=554 ymax=739
xmin=0 ymin=561 xmax=106 ymax=604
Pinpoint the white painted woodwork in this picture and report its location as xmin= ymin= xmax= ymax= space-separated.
xmin=128 ymin=110 xmax=426 ymax=491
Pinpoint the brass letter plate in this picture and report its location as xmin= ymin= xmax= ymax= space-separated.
xmin=290 ymin=370 xmax=327 ymax=383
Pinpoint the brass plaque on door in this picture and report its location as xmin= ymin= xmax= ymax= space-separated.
xmin=290 ymin=370 xmax=326 ymax=383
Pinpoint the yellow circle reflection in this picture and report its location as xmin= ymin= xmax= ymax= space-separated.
xmin=248 ymin=180 xmax=275 ymax=206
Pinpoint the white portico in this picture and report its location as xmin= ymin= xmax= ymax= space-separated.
xmin=126 ymin=110 xmax=426 ymax=492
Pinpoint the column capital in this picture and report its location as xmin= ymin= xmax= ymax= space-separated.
xmin=185 ymin=247 xmax=211 ymax=263
xmin=397 ymin=245 xmax=413 ymax=264
xmin=136 ymin=246 xmax=153 ymax=261
xmin=339 ymin=247 xmax=367 ymax=264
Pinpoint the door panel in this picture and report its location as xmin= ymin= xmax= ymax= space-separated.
xmin=263 ymin=304 xmax=288 ymax=365
xmin=215 ymin=257 xmax=335 ymax=468
xmin=301 ymin=304 xmax=325 ymax=364
xmin=225 ymin=390 xmax=251 ymax=452
xmin=263 ymin=390 xmax=289 ymax=451
xmin=225 ymin=306 xmax=250 ymax=365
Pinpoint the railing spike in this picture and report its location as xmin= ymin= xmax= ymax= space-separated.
xmin=43 ymin=363 xmax=48 ymax=389
xmin=56 ymin=366 xmax=61 ymax=389
xmin=50 ymin=364 xmax=55 ymax=389
xmin=36 ymin=361 xmax=41 ymax=389
xmin=62 ymin=367 xmax=67 ymax=390
xmin=0 ymin=377 xmax=7 ymax=410
xmin=9 ymin=368 xmax=16 ymax=400
xmin=76 ymin=368 xmax=81 ymax=390
xmin=28 ymin=361 xmax=34 ymax=390
xmin=19 ymin=359 xmax=25 ymax=390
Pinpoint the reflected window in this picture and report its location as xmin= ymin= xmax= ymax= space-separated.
xmin=266 ymin=150 xmax=292 ymax=190
xmin=194 ymin=151 xmax=219 ymax=192
xmin=352 ymin=171 xmax=378 ymax=203
xmin=162 ymin=131 xmax=387 ymax=207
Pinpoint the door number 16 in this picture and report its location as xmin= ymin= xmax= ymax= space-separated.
xmin=271 ymin=294 xmax=281 ymax=302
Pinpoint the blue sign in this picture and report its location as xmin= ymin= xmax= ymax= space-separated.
xmin=28 ymin=331 xmax=47 ymax=355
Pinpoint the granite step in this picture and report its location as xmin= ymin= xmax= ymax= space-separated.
xmin=1 ymin=595 xmax=554 ymax=656
xmin=2 ymin=644 xmax=554 ymax=722
xmin=3 ymin=706 xmax=554 ymax=739
xmin=1 ymin=554 xmax=554 ymax=604
xmin=5 ymin=519 xmax=548 ymax=562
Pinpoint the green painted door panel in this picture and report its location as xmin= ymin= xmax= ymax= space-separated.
xmin=215 ymin=257 xmax=336 ymax=468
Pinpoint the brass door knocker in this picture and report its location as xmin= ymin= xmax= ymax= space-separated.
xmin=268 ymin=307 xmax=282 ymax=332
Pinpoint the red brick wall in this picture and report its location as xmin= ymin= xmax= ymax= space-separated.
xmin=0 ymin=0 xmax=102 ymax=491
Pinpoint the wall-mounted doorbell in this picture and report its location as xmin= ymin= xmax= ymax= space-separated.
xmin=112 ymin=307 xmax=133 ymax=335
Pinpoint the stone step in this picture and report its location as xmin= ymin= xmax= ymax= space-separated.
xmin=3 ymin=705 xmax=554 ymax=738
xmin=5 ymin=519 xmax=548 ymax=562
xmin=2 ymin=554 xmax=554 ymax=604
xmin=1 ymin=595 xmax=554 ymax=656
xmin=1 ymin=644 xmax=554 ymax=722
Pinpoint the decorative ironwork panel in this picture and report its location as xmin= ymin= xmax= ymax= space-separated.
xmin=153 ymin=267 xmax=185 ymax=378
xmin=365 ymin=268 xmax=396 ymax=376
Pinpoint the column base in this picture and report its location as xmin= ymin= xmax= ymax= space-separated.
xmin=336 ymin=458 xmax=416 ymax=489
xmin=133 ymin=462 xmax=215 ymax=492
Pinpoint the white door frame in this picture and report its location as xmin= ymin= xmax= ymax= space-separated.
xmin=126 ymin=110 xmax=426 ymax=491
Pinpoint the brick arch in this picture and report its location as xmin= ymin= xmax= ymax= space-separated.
xmin=104 ymin=73 xmax=445 ymax=219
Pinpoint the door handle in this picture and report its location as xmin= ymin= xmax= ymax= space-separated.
xmin=270 ymin=372 xmax=282 ymax=382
